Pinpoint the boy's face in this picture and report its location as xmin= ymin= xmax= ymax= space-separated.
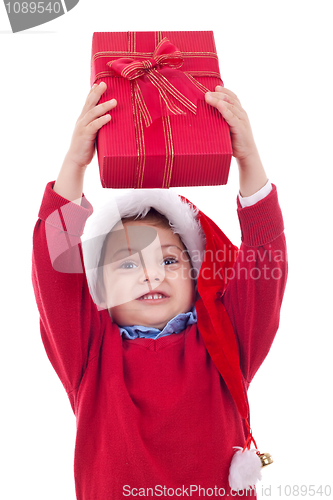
xmin=102 ymin=220 xmax=196 ymax=330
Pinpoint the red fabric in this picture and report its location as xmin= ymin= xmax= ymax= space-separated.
xmin=32 ymin=182 xmax=287 ymax=499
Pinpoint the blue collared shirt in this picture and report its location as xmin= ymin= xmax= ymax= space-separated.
xmin=119 ymin=306 xmax=197 ymax=340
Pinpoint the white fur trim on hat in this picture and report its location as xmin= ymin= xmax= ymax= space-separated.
xmin=81 ymin=189 xmax=206 ymax=309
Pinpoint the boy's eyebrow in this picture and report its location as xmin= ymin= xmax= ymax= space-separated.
xmin=110 ymin=244 xmax=183 ymax=261
xmin=161 ymin=244 xmax=183 ymax=251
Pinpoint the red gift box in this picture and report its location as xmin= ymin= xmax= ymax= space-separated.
xmin=90 ymin=31 xmax=232 ymax=189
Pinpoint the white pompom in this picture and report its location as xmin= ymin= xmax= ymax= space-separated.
xmin=228 ymin=446 xmax=262 ymax=491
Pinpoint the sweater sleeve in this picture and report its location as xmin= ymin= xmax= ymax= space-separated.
xmin=31 ymin=181 xmax=105 ymax=411
xmin=222 ymin=184 xmax=288 ymax=384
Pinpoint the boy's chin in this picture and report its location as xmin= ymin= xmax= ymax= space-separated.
xmin=135 ymin=312 xmax=172 ymax=331
xmin=134 ymin=305 xmax=193 ymax=331
xmin=108 ymin=298 xmax=195 ymax=330
xmin=122 ymin=311 xmax=174 ymax=331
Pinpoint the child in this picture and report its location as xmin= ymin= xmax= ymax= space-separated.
xmin=32 ymin=82 xmax=287 ymax=499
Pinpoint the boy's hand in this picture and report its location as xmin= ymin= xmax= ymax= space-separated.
xmin=205 ymin=86 xmax=257 ymax=162
xmin=53 ymin=82 xmax=117 ymax=203
xmin=205 ymin=86 xmax=268 ymax=197
xmin=66 ymin=82 xmax=117 ymax=169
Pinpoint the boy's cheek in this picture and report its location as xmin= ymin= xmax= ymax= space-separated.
xmin=167 ymin=264 xmax=191 ymax=279
xmin=104 ymin=279 xmax=136 ymax=307
xmin=106 ymin=290 xmax=138 ymax=307
xmin=166 ymin=266 xmax=180 ymax=280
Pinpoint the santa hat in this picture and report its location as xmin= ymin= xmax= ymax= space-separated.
xmin=81 ymin=188 xmax=271 ymax=491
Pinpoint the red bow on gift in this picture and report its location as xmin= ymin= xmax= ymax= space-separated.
xmin=107 ymin=37 xmax=206 ymax=127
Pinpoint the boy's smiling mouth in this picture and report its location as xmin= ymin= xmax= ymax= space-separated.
xmin=137 ymin=291 xmax=169 ymax=301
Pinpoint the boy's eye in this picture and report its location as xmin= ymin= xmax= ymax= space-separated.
xmin=163 ymin=257 xmax=178 ymax=265
xmin=119 ymin=261 xmax=138 ymax=269
xmin=118 ymin=257 xmax=178 ymax=269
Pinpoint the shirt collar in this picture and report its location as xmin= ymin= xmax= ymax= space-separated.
xmin=119 ymin=306 xmax=197 ymax=340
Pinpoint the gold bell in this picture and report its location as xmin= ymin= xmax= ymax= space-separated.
xmin=259 ymin=453 xmax=273 ymax=468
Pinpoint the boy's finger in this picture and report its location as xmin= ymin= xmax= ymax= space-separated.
xmin=88 ymin=83 xmax=98 ymax=96
xmin=84 ymin=82 xmax=107 ymax=108
xmin=87 ymin=114 xmax=112 ymax=135
xmin=205 ymin=92 xmax=243 ymax=115
xmin=205 ymin=93 xmax=244 ymax=121
xmin=89 ymin=82 xmax=107 ymax=102
xmin=81 ymin=98 xmax=117 ymax=127
xmin=207 ymin=91 xmax=240 ymax=106
xmin=215 ymin=86 xmax=241 ymax=105
xmin=212 ymin=100 xmax=241 ymax=128
xmin=210 ymin=89 xmax=241 ymax=107
xmin=79 ymin=82 xmax=109 ymax=119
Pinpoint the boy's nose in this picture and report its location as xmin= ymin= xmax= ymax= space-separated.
xmin=141 ymin=264 xmax=164 ymax=283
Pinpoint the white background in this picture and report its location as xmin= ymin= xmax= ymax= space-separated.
xmin=1 ymin=1 xmax=332 ymax=499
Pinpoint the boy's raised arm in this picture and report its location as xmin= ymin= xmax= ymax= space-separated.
xmin=222 ymin=187 xmax=287 ymax=383
xmin=32 ymin=83 xmax=117 ymax=410
xmin=205 ymin=87 xmax=288 ymax=383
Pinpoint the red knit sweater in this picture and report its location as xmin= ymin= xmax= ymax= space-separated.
xmin=32 ymin=182 xmax=287 ymax=500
